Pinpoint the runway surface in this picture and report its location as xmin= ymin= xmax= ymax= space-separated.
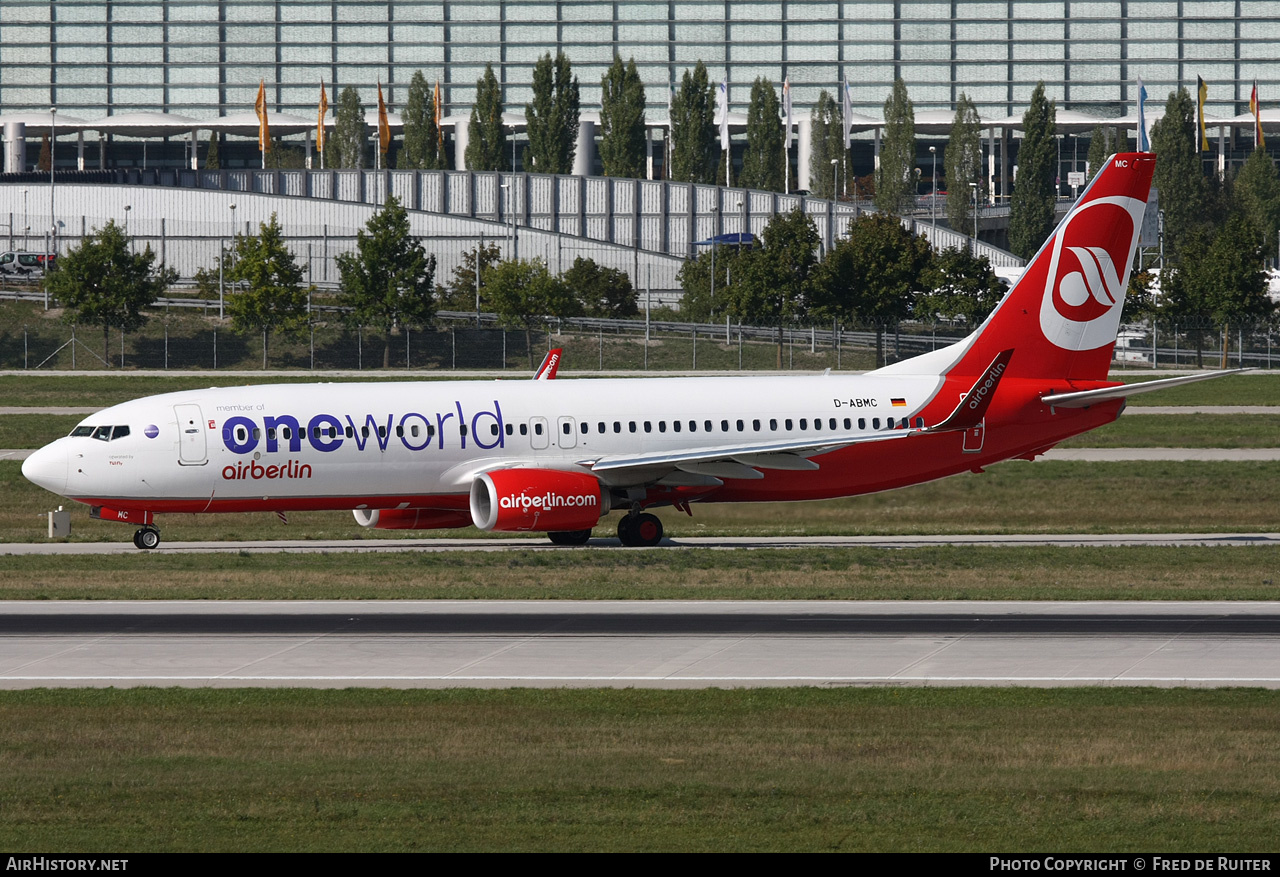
xmin=6 ymin=531 xmax=1280 ymax=554
xmin=3 ymin=600 xmax=1278 ymax=689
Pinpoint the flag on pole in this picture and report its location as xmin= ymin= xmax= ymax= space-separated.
xmin=782 ymin=78 xmax=793 ymax=150
xmin=316 ymin=81 xmax=329 ymax=158
xmin=842 ymin=78 xmax=853 ymax=148
xmin=1136 ymin=77 xmax=1149 ymax=152
xmin=1196 ymin=76 xmax=1209 ymax=152
xmin=434 ymin=80 xmax=445 ymax=156
xmin=255 ymin=80 xmax=271 ymax=163
xmin=377 ymin=81 xmax=391 ymax=156
xmin=716 ymin=79 xmax=730 ymax=151
xmin=1251 ymin=81 xmax=1266 ymax=149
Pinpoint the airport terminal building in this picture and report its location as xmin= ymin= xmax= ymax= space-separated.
xmin=1 ymin=1 xmax=1277 ymax=179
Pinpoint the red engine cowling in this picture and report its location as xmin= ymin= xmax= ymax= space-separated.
xmin=470 ymin=468 xmax=606 ymax=532
xmin=352 ymin=508 xmax=473 ymax=530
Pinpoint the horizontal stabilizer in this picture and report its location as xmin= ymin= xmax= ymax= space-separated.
xmin=927 ymin=349 xmax=1014 ymax=432
xmin=1041 ymin=369 xmax=1249 ymax=408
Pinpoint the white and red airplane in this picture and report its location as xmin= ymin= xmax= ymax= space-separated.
xmin=22 ymin=152 xmax=1229 ymax=549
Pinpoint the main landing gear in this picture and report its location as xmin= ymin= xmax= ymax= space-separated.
xmin=617 ymin=512 xmax=663 ymax=547
xmin=548 ymin=529 xmax=592 ymax=545
xmin=132 ymin=526 xmax=161 ymax=550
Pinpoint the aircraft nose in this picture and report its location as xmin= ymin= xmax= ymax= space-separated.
xmin=22 ymin=442 xmax=69 ymax=496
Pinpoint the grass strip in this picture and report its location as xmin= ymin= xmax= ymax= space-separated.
xmin=5 ymin=459 xmax=1280 ymax=545
xmin=1 ymin=687 xmax=1277 ymax=852
xmin=1 ymin=545 xmax=1278 ymax=601
xmin=1059 ymin=414 xmax=1280 ymax=448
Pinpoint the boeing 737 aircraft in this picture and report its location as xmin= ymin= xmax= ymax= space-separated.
xmin=23 ymin=152 xmax=1230 ymax=548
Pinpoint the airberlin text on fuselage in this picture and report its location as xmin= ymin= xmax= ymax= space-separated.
xmin=217 ymin=401 xmax=505 ymax=458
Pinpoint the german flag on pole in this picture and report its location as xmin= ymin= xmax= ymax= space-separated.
xmin=317 ymin=81 xmax=329 ymax=158
xmin=1251 ymin=81 xmax=1266 ymax=149
xmin=255 ymin=80 xmax=270 ymax=167
xmin=377 ymin=81 xmax=391 ymax=157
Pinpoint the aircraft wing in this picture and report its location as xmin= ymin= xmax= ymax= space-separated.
xmin=584 ymin=429 xmax=913 ymax=480
xmin=1041 ymin=368 xmax=1249 ymax=408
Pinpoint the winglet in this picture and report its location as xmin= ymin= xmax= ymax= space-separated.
xmin=928 ymin=349 xmax=1014 ymax=432
xmin=533 ymin=348 xmax=563 ymax=380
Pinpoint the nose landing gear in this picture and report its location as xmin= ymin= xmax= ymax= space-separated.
xmin=132 ymin=527 xmax=161 ymax=550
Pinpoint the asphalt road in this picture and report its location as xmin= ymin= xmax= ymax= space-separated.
xmin=3 ymin=599 xmax=1278 ymax=689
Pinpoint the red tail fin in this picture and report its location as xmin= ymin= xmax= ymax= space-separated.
xmin=945 ymin=152 xmax=1155 ymax=381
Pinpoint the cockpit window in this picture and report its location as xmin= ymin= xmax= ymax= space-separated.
xmin=72 ymin=425 xmax=130 ymax=441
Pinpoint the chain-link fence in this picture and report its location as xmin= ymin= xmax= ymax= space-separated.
xmin=3 ymin=310 xmax=1275 ymax=373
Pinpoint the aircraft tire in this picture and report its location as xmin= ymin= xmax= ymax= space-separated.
xmin=632 ymin=513 xmax=663 ymax=546
xmin=137 ymin=527 xmax=160 ymax=550
xmin=548 ymin=529 xmax=592 ymax=546
xmin=616 ymin=515 xmax=636 ymax=546
xmin=132 ymin=530 xmax=144 ymax=550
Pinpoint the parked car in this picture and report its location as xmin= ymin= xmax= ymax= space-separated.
xmin=0 ymin=252 xmax=56 ymax=276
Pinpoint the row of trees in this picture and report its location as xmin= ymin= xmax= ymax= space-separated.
xmin=677 ymin=209 xmax=1004 ymax=367
xmin=47 ymin=197 xmax=640 ymax=369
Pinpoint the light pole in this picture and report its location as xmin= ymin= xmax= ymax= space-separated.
xmin=929 ymin=146 xmax=937 ymax=226
xmin=123 ymin=205 xmax=131 ymax=251
xmin=969 ymin=183 xmax=979 ymax=255
xmin=22 ymin=189 xmax=28 ymax=249
xmin=500 ymin=182 xmax=514 ymax=260
xmin=830 ymin=158 xmax=839 ymax=250
xmin=49 ymin=107 xmax=56 ymax=250
xmin=228 ymin=203 xmax=237 ymax=243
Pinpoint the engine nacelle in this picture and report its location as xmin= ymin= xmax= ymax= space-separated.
xmin=352 ymin=508 xmax=472 ymax=530
xmin=470 ymin=468 xmax=605 ymax=532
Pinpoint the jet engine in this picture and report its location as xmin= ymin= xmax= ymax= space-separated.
xmin=469 ymin=468 xmax=606 ymax=532
xmin=352 ymin=508 xmax=473 ymax=530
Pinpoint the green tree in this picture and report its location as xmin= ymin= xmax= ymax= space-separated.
xmin=400 ymin=71 xmax=442 ymax=170
xmin=330 ymin=86 xmax=367 ymax=169
xmin=1085 ymin=125 xmax=1111 ymax=182
xmin=224 ymin=213 xmax=311 ymax=368
xmin=1150 ymin=86 xmax=1212 ymax=264
xmin=669 ymin=61 xmax=717 ymax=184
xmin=1161 ymin=217 xmax=1273 ymax=367
xmin=739 ymin=77 xmax=784 ymax=192
xmin=917 ymin=247 xmax=1004 ymax=330
xmin=524 ymin=51 xmax=580 ymax=175
xmin=1231 ymin=147 xmax=1280 ymax=251
xmin=205 ymin=134 xmax=220 ymax=170
xmin=336 ymin=196 xmax=437 ymax=368
xmin=562 ymin=256 xmax=638 ymax=318
xmin=725 ymin=209 xmax=821 ymax=366
xmin=816 ymin=212 xmax=934 ymax=366
xmin=1008 ymin=82 xmax=1057 ymax=259
xmin=874 ymin=79 xmax=916 ymax=213
xmin=438 ymin=241 xmax=501 ymax=313
xmin=945 ymin=94 xmax=983 ymax=232
xmin=808 ymin=90 xmax=845 ymax=200
xmin=486 ymin=258 xmax=582 ymax=367
xmin=45 ymin=220 xmax=175 ymax=365
xmin=677 ymin=243 xmax=746 ymax=322
xmin=599 ymin=56 xmax=647 ymax=179
xmin=466 ymin=64 xmax=507 ymax=172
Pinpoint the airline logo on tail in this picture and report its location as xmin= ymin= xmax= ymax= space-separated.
xmin=1038 ymin=171 xmax=1147 ymax=352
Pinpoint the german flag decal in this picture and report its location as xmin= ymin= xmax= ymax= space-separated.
xmin=891 ymin=398 xmax=907 ymax=407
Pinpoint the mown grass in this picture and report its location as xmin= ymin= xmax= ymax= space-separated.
xmin=4 ymin=459 xmax=1280 ymax=545
xmin=1 ymin=688 xmax=1277 ymax=852
xmin=1060 ymin=414 xmax=1280 ymax=448
xmin=1 ymin=545 xmax=1278 ymax=600
xmin=0 ymin=414 xmax=83 ymax=448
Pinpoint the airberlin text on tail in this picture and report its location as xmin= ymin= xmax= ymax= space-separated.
xmin=958 ymin=152 xmax=1155 ymax=383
